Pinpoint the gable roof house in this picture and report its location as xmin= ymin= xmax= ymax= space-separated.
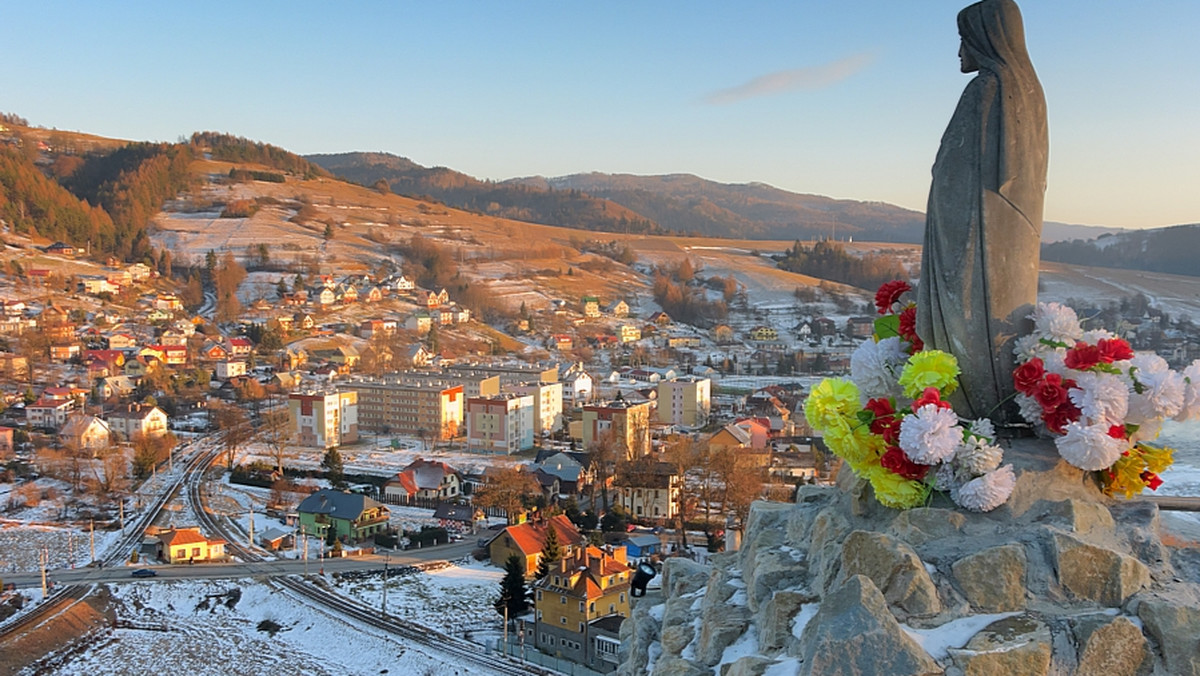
xmin=486 ymin=514 xmax=586 ymax=577
xmin=382 ymin=458 xmax=462 ymax=503
xmin=154 ymin=526 xmax=227 ymax=563
xmin=297 ymin=489 xmax=390 ymax=543
xmin=106 ymin=403 xmax=169 ymax=441
xmin=59 ymin=413 xmax=112 ymax=454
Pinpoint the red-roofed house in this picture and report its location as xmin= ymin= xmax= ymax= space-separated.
xmin=382 ymin=458 xmax=461 ymax=503
xmin=485 ymin=514 xmax=586 ymax=577
xmin=154 ymin=527 xmax=227 ymax=563
xmin=533 ymin=545 xmax=632 ymax=671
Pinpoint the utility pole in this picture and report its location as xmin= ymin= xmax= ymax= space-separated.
xmin=248 ymin=506 xmax=255 ymax=547
xmin=119 ymin=499 xmax=125 ymax=532
xmin=89 ymin=519 xmax=95 ymax=564
xmin=39 ymin=547 xmax=48 ymax=599
xmin=382 ymin=552 xmax=389 ymax=616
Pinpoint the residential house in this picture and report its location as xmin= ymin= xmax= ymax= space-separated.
xmin=106 ymin=403 xmax=169 ymax=441
xmin=548 ymin=334 xmax=574 ymax=351
xmin=605 ymin=300 xmax=630 ymax=318
xmin=614 ymin=534 xmax=661 ymax=559
xmin=618 ymin=324 xmax=641 ymax=343
xmin=199 ymin=340 xmax=230 ymax=362
xmin=614 ymin=460 xmax=681 ymax=523
xmin=79 ymin=275 xmax=120 ymax=295
xmin=49 ymin=344 xmax=81 ymax=362
xmin=142 ymin=344 xmax=187 ymax=366
xmin=294 ymin=313 xmax=316 ymax=331
xmin=507 ymin=380 xmax=564 ymax=438
xmin=581 ymin=296 xmax=601 ymax=319
xmin=59 ymin=414 xmax=112 ymax=454
xmin=2 ymin=300 xmax=26 ymax=317
xmin=382 ymin=458 xmax=461 ymax=502
xmin=297 ymin=489 xmax=390 ymax=543
xmin=748 ymin=325 xmax=779 ymax=342
xmin=46 ymin=241 xmax=77 ymax=256
xmin=405 ymin=310 xmax=433 ymax=334
xmin=227 ymin=337 xmax=253 ymax=358
xmin=647 ymin=311 xmax=672 ymax=327
xmin=532 ymin=451 xmax=592 ymax=496
xmin=154 ymin=527 xmax=227 ymax=563
xmin=711 ymin=324 xmax=735 ymax=344
xmin=558 ymin=363 xmax=593 ymax=404
xmin=96 ymin=375 xmax=138 ymax=400
xmin=215 ymin=360 xmax=247 ymax=380
xmin=106 ymin=332 xmax=138 ymax=349
xmin=0 ymin=427 xmax=13 ymax=452
xmin=26 ymin=397 xmax=76 ymax=430
xmin=402 ymin=344 xmax=433 ymax=368
xmin=154 ymin=293 xmax=183 ymax=311
xmin=486 ymin=514 xmax=586 ymax=577
xmin=532 ymin=545 xmax=631 ymax=673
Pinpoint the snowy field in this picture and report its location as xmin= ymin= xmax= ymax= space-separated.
xmin=50 ymin=576 xmax=495 ymax=676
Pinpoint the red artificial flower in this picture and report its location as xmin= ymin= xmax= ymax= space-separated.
xmin=897 ymin=306 xmax=924 ymax=352
xmin=1064 ymin=343 xmax=1102 ymax=371
xmin=867 ymin=399 xmax=902 ymax=444
xmin=881 ymin=446 xmax=930 ymax=480
xmin=1043 ymin=401 xmax=1082 ymax=434
xmin=1033 ymin=373 xmax=1071 ymax=412
xmin=1107 ymin=425 xmax=1128 ymax=440
xmin=911 ymin=387 xmax=952 ymax=413
xmin=1097 ymin=338 xmax=1134 ymax=363
xmin=875 ymin=280 xmax=912 ymax=315
xmin=1012 ymin=358 xmax=1046 ymax=396
xmin=1140 ymin=471 xmax=1164 ymax=491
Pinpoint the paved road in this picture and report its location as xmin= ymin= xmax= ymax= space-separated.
xmin=3 ymin=541 xmax=477 ymax=589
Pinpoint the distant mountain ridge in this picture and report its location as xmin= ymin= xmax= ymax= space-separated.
xmin=1041 ymin=223 xmax=1200 ymax=278
xmin=307 ymin=152 xmax=1123 ymax=244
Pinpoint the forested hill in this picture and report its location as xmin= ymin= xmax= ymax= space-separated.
xmin=1041 ymin=223 xmax=1200 ymax=278
xmin=306 ymin=152 xmax=659 ymax=234
xmin=513 ymin=172 xmax=928 ymax=243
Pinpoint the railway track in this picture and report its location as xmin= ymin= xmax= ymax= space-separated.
xmin=0 ymin=441 xmax=212 ymax=643
xmin=186 ymin=452 xmax=551 ymax=675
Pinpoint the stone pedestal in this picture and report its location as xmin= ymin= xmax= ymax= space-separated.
xmin=615 ymin=437 xmax=1200 ymax=676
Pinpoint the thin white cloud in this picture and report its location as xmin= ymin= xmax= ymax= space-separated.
xmin=703 ymin=52 xmax=875 ymax=105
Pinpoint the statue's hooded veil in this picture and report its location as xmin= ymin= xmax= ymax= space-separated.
xmin=917 ymin=0 xmax=1048 ymax=423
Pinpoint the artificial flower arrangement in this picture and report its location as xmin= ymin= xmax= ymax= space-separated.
xmin=804 ymin=281 xmax=1017 ymax=512
xmin=1011 ymin=302 xmax=1200 ymax=497
xmin=804 ymin=283 xmax=1200 ymax=512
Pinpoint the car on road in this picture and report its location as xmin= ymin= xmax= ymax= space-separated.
xmin=130 ymin=568 xmax=157 ymax=578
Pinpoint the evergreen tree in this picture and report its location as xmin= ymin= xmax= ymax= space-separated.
xmin=535 ymin=524 xmax=562 ymax=580
xmin=323 ymin=223 xmax=335 ymax=240
xmin=276 ymin=277 xmax=289 ymax=298
xmin=494 ymin=554 xmax=530 ymax=621
xmin=322 ymin=446 xmax=345 ymax=489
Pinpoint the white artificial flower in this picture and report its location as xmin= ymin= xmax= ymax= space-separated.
xmin=1029 ymin=302 xmax=1083 ymax=344
xmin=850 ymin=336 xmax=907 ymax=402
xmin=1130 ymin=353 xmax=1170 ymax=376
xmin=1127 ymin=369 xmax=1185 ymax=424
xmin=898 ymin=404 xmax=961 ymax=465
xmin=1055 ymin=421 xmax=1128 ymax=471
xmin=933 ymin=463 xmax=959 ymax=493
xmin=967 ymin=418 xmax=995 ymax=442
xmin=956 ymin=437 xmax=1004 ymax=476
xmin=1068 ymin=371 xmax=1129 ymax=426
xmin=1174 ymin=360 xmax=1200 ymax=422
xmin=955 ymin=464 xmax=1017 ymax=513
xmin=1012 ymin=334 xmax=1042 ymax=362
xmin=1041 ymin=348 xmax=1068 ymax=377
xmin=1080 ymin=328 xmax=1116 ymax=344
xmin=1130 ymin=418 xmax=1163 ymax=443
xmin=1015 ymin=393 xmax=1045 ymax=427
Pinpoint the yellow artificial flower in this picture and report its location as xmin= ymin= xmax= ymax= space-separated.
xmin=866 ymin=465 xmax=930 ymax=509
xmin=825 ymin=419 xmax=885 ymax=468
xmin=1138 ymin=443 xmax=1174 ymax=475
xmin=1101 ymin=453 xmax=1147 ymax=499
xmin=898 ymin=350 xmax=960 ymax=398
xmin=804 ymin=378 xmax=862 ymax=431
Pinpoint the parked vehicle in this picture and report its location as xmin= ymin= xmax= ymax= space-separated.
xmin=130 ymin=568 xmax=157 ymax=578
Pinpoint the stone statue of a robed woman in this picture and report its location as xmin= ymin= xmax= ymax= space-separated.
xmin=917 ymin=0 xmax=1048 ymax=427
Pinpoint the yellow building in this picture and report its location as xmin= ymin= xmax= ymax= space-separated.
xmin=656 ymin=376 xmax=711 ymax=428
xmin=288 ymin=390 xmax=359 ymax=448
xmin=581 ymin=400 xmax=652 ymax=459
xmin=533 ymin=546 xmax=632 ymax=672
xmin=155 ymin=527 xmax=227 ymax=563
xmin=486 ymin=514 xmax=586 ymax=577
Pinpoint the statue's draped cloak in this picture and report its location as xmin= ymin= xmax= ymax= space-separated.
xmin=917 ymin=0 xmax=1048 ymax=424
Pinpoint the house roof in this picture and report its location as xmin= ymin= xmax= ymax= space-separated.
xmin=502 ymin=514 xmax=584 ymax=556
xmin=158 ymin=527 xmax=210 ymax=547
xmin=432 ymin=503 xmax=476 ymax=522
xmin=60 ymin=414 xmax=110 ymax=439
xmin=297 ymin=489 xmax=385 ymax=521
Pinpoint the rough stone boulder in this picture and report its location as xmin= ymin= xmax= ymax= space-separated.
xmin=796 ymin=574 xmax=942 ymax=676
xmin=1072 ymin=614 xmax=1150 ymax=676
xmin=947 ymin=614 xmax=1052 ymax=676
xmin=1134 ymin=585 xmax=1200 ymax=676
xmin=1051 ymin=531 xmax=1150 ymax=606
xmin=951 ymin=543 xmax=1027 ymax=612
xmin=838 ymin=530 xmax=941 ymax=618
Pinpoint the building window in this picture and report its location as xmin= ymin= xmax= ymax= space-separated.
xmin=620 ymin=592 xmax=625 ymax=603
xmin=561 ymin=617 xmax=566 ymax=625
xmin=560 ymin=595 xmax=566 ymax=604
xmin=578 ymin=601 xmax=584 ymax=612
xmin=537 ymin=590 xmax=542 ymax=601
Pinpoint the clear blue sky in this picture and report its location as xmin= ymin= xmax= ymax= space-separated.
xmin=4 ymin=1 xmax=1197 ymax=229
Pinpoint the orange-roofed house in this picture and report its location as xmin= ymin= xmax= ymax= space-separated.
xmin=532 ymin=545 xmax=632 ymax=672
xmin=486 ymin=514 xmax=586 ymax=577
xmin=155 ymin=527 xmax=227 ymax=563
